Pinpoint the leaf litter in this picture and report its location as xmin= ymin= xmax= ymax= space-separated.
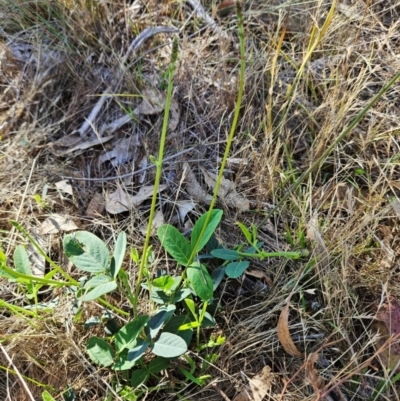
xmin=233 ymin=365 xmax=274 ymax=401
xmin=106 ymin=184 xmax=167 ymax=214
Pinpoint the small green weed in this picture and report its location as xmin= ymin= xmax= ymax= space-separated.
xmin=0 ymin=208 xmax=308 ymax=396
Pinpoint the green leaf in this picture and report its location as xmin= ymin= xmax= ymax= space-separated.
xmin=187 ymin=263 xmax=213 ymax=301
xmin=127 ymin=340 xmax=149 ymax=362
xmin=112 ymin=232 xmax=126 ymax=278
xmin=152 ymin=275 xmax=175 ymax=290
xmin=13 ymin=245 xmax=32 ymax=275
xmin=112 ymin=353 xmax=137 ymax=371
xmin=191 ymin=209 xmax=223 ymax=254
xmin=152 ymin=332 xmax=187 ymax=358
xmin=81 ymin=281 xmax=117 ymax=302
xmin=86 ymin=337 xmax=115 ymax=367
xmin=183 ymin=298 xmax=197 ymax=321
xmin=42 ymin=390 xmax=56 ymax=401
xmin=63 ymin=231 xmax=109 ymax=273
xmin=200 ymin=311 xmax=216 ymax=328
xmin=131 ymin=247 xmax=140 ymax=264
xmin=151 ymin=288 xmax=191 ymax=305
xmin=237 ymin=222 xmax=252 ymax=244
xmin=0 ymin=249 xmax=7 ymax=265
xmin=210 ymin=249 xmax=239 ymax=261
xmin=211 ymin=266 xmax=225 ymax=290
xmin=146 ymin=305 xmax=176 ymax=339
xmin=163 ymin=315 xmax=193 ymax=346
xmin=178 ymin=366 xmax=203 ymax=386
xmin=157 ymin=225 xmax=191 ymax=266
xmin=115 ymin=315 xmax=149 ymax=352
xmin=148 ymin=356 xmax=170 ymax=373
xmin=84 ymin=274 xmax=112 ymax=289
xmin=131 ymin=368 xmax=149 ymax=388
xmin=225 ymin=261 xmax=250 ymax=278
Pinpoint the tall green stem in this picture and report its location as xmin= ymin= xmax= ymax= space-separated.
xmin=134 ymin=38 xmax=179 ymax=316
xmin=188 ymin=2 xmax=246 ymax=266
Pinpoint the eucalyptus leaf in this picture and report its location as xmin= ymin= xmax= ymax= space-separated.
xmin=191 ymin=209 xmax=223 ymax=254
xmin=152 ymin=332 xmax=187 ymax=358
xmin=63 ymin=231 xmax=109 ymax=273
xmin=157 ymin=225 xmax=191 ymax=266
xmin=86 ymin=337 xmax=114 ymax=367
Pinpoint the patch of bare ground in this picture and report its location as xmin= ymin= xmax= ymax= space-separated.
xmin=1 ymin=0 xmax=400 ymax=400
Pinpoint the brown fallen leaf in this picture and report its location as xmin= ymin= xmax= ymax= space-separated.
xmin=106 ymin=184 xmax=167 ymax=214
xmin=373 ymin=296 xmax=400 ymax=371
xmin=98 ymin=135 xmax=139 ymax=167
xmin=305 ymin=352 xmax=324 ymax=395
xmin=183 ymin=162 xmax=213 ymax=205
xmin=233 ymin=365 xmax=274 ymax=401
xmin=176 ymin=200 xmax=196 ymax=223
xmin=201 ymin=168 xmax=250 ymax=212
xmin=277 ymin=297 xmax=303 ymax=357
xmin=86 ymin=193 xmax=105 ymax=217
xmin=135 ymin=87 xmax=165 ymax=115
xmin=139 ymin=210 xmax=164 ymax=236
xmin=39 ymin=214 xmax=79 ymax=235
xmin=54 ymin=180 xmax=73 ymax=196
xmin=51 ymin=133 xmax=114 ymax=155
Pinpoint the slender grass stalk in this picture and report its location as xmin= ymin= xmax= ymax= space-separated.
xmin=134 ymin=37 xmax=179 ymax=316
xmin=257 ymin=68 xmax=400 ymax=228
xmin=188 ymin=1 xmax=246 ymax=266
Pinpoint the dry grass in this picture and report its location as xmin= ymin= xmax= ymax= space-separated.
xmin=1 ymin=0 xmax=400 ymax=400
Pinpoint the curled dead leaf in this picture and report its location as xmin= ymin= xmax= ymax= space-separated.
xmin=86 ymin=193 xmax=105 ymax=217
xmin=305 ymin=352 xmax=324 ymax=394
xmin=54 ymin=180 xmax=73 ymax=196
xmin=277 ymin=298 xmax=303 ymax=357
xmin=233 ymin=365 xmax=274 ymax=401
xmin=106 ymin=184 xmax=166 ymax=214
xmin=201 ymin=167 xmax=249 ymax=212
xmin=183 ymin=162 xmax=213 ymax=205
xmin=373 ymin=296 xmax=400 ymax=371
xmin=39 ymin=214 xmax=79 ymax=235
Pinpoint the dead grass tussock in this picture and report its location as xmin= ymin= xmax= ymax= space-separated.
xmin=1 ymin=0 xmax=400 ymax=399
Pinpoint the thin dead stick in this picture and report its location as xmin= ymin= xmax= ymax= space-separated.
xmin=0 ymin=344 xmax=36 ymax=401
xmin=318 ymin=331 xmax=400 ymax=401
xmin=76 ymin=26 xmax=178 ymax=138
xmin=211 ymin=382 xmax=232 ymax=401
xmin=187 ymin=0 xmax=221 ymax=33
xmin=62 ymin=140 xmax=227 ymax=182
xmin=277 ymin=337 xmax=342 ymax=401
xmin=257 ymin=69 xmax=400 ymax=229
